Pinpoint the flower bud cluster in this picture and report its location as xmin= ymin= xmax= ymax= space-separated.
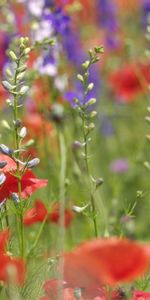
xmin=74 ymin=47 xmax=103 ymax=138
xmin=0 ymin=37 xmax=41 ymax=176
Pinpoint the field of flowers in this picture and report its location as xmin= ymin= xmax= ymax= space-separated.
xmin=0 ymin=0 xmax=150 ymax=299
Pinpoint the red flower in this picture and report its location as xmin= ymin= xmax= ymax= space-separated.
xmin=24 ymin=200 xmax=73 ymax=228
xmin=0 ymin=229 xmax=10 ymax=254
xmin=0 ymin=169 xmax=48 ymax=202
xmin=24 ymin=200 xmax=48 ymax=226
xmin=63 ymin=238 xmax=150 ymax=293
xmin=0 ymin=154 xmax=17 ymax=173
xmin=0 ymin=230 xmax=25 ymax=285
xmin=0 ymin=255 xmax=25 ymax=285
xmin=0 ymin=154 xmax=48 ymax=202
xmin=109 ymin=63 xmax=150 ymax=102
xmin=132 ymin=291 xmax=150 ymax=299
xmin=49 ymin=203 xmax=73 ymax=228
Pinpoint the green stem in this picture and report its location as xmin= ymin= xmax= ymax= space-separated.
xmin=57 ymin=129 xmax=66 ymax=300
xmin=13 ymin=57 xmax=25 ymax=257
xmin=27 ymin=217 xmax=47 ymax=258
xmin=0 ymin=209 xmax=4 ymax=230
xmin=82 ymin=112 xmax=98 ymax=237
xmin=4 ymin=203 xmax=9 ymax=228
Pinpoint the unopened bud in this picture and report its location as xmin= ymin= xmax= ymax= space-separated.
xmin=77 ymin=74 xmax=84 ymax=82
xmin=19 ymin=85 xmax=29 ymax=95
xmin=87 ymin=82 xmax=94 ymax=91
xmin=89 ymin=111 xmax=97 ymax=118
xmin=9 ymin=50 xmax=17 ymax=61
xmin=82 ymin=60 xmax=90 ymax=69
xmin=27 ymin=158 xmax=40 ymax=168
xmin=88 ymin=123 xmax=95 ymax=130
xmin=6 ymin=68 xmax=13 ymax=78
xmin=19 ymin=127 xmax=27 ymax=138
xmin=0 ymin=144 xmax=13 ymax=157
xmin=23 ymin=47 xmax=31 ymax=55
xmin=17 ymin=71 xmax=26 ymax=81
xmin=85 ymin=98 xmax=96 ymax=107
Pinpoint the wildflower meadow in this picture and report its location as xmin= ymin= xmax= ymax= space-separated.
xmin=0 ymin=0 xmax=150 ymax=299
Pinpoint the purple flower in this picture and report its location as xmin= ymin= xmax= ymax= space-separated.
xmin=64 ymin=64 xmax=100 ymax=107
xmin=44 ymin=8 xmax=84 ymax=65
xmin=96 ymin=0 xmax=118 ymax=32
xmin=110 ymin=158 xmax=129 ymax=173
xmin=96 ymin=0 xmax=119 ymax=50
xmin=140 ymin=0 xmax=150 ymax=28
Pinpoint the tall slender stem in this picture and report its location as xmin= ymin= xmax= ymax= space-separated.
xmin=57 ymin=129 xmax=66 ymax=300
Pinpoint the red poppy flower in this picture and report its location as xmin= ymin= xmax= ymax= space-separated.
xmin=132 ymin=291 xmax=150 ymax=299
xmin=63 ymin=238 xmax=150 ymax=292
xmin=0 ymin=254 xmax=25 ymax=285
xmin=49 ymin=203 xmax=73 ymax=228
xmin=0 ymin=154 xmax=17 ymax=173
xmin=0 ymin=229 xmax=10 ymax=254
xmin=24 ymin=200 xmax=73 ymax=228
xmin=0 ymin=230 xmax=25 ymax=285
xmin=24 ymin=200 xmax=48 ymax=226
xmin=0 ymin=169 xmax=48 ymax=202
xmin=109 ymin=63 xmax=150 ymax=102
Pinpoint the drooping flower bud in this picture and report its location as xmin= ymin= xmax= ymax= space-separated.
xmin=26 ymin=158 xmax=40 ymax=168
xmin=0 ymin=144 xmax=13 ymax=157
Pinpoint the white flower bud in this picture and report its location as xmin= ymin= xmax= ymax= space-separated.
xmin=77 ymin=74 xmax=84 ymax=82
xmin=19 ymin=86 xmax=29 ymax=95
xmin=9 ymin=51 xmax=17 ymax=61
